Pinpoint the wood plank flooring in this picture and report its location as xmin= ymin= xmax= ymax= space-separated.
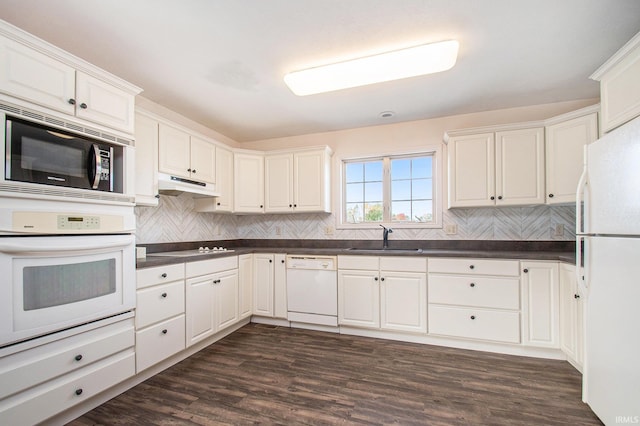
xmin=67 ymin=324 xmax=602 ymax=425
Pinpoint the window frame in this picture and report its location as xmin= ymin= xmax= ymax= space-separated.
xmin=337 ymin=146 xmax=442 ymax=229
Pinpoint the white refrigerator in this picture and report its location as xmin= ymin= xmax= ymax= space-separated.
xmin=576 ymin=115 xmax=640 ymax=425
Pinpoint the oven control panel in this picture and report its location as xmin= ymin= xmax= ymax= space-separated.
xmin=8 ymin=211 xmax=125 ymax=234
xmin=57 ymin=215 xmax=100 ymax=230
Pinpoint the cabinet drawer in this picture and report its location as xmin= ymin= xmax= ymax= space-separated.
xmin=428 ymin=258 xmax=520 ymax=276
xmin=136 ymin=314 xmax=185 ymax=373
xmin=380 ymin=256 xmax=426 ymax=273
xmin=186 ymin=256 xmax=238 ymax=278
xmin=338 ymin=255 xmax=379 ymax=270
xmin=136 ymin=281 xmax=185 ymax=329
xmin=0 ymin=319 xmax=134 ymax=400
xmin=428 ymin=275 xmax=520 ymax=310
xmin=428 ymin=305 xmax=520 ymax=343
xmin=137 ymin=263 xmax=185 ymax=289
xmin=0 ymin=350 xmax=135 ymax=426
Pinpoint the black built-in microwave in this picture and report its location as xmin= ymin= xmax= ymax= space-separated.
xmin=5 ymin=116 xmax=123 ymax=193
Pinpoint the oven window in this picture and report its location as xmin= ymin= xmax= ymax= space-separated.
xmin=22 ymin=259 xmax=116 ymax=310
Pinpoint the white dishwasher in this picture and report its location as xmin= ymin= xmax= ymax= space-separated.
xmin=286 ymin=255 xmax=338 ymax=327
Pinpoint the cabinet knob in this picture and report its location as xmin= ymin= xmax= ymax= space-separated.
xmin=294 ymin=204 xmax=297 ymax=207
xmin=490 ymin=196 xmax=495 ymax=200
xmin=187 ymin=168 xmax=192 ymax=172
xmin=79 ymin=102 xmax=88 ymax=109
xmin=217 ymin=202 xmax=221 ymax=206
xmin=192 ymin=169 xmax=196 ymax=173
xmin=380 ymin=277 xmax=385 ymax=281
xmin=574 ymin=294 xmax=580 ymax=299
xmin=281 ymin=260 xmax=285 ymax=264
xmin=374 ymin=277 xmax=379 ymax=281
xmin=470 ymin=315 xmax=476 ymax=320
xmin=497 ymin=196 xmax=503 ymax=200
xmin=155 ymin=194 xmax=160 ymax=199
xmin=68 ymin=98 xmax=76 ymax=105
xmin=289 ymin=204 xmax=293 ymax=208
xmin=548 ymin=193 xmax=554 ymax=198
xmin=74 ymin=354 xmax=83 ymax=361
xmin=161 ymin=292 xmax=167 ymax=298
xmin=162 ymin=329 xmax=168 ymax=334
xmin=260 ymin=205 xmax=264 ymax=208
xmin=523 ymin=268 xmax=529 ymax=273
xmin=161 ymin=273 xmax=167 ymax=278
xmin=469 ymin=265 xmax=475 ymax=270
xmin=470 ymin=283 xmax=475 ymax=287
xmin=75 ymin=388 xmax=83 ymax=396
xmin=269 ymin=259 xmax=272 ymax=263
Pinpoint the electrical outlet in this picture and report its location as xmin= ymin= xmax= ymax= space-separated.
xmin=325 ymin=226 xmax=334 ymax=235
xmin=136 ymin=247 xmax=146 ymax=259
xmin=444 ymin=224 xmax=457 ymax=235
xmin=275 ymin=226 xmax=282 ymax=236
xmin=553 ymin=224 xmax=564 ymax=237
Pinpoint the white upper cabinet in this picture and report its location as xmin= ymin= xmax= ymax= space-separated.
xmin=134 ymin=111 xmax=159 ymax=206
xmin=447 ymin=126 xmax=544 ymax=207
xmin=264 ymin=147 xmax=332 ymax=213
xmin=0 ymin=29 xmax=139 ymax=135
xmin=591 ymin=31 xmax=640 ymax=133
xmin=545 ymin=108 xmax=598 ymax=204
xmin=234 ymin=152 xmax=264 ymax=213
xmin=158 ymin=123 xmax=216 ymax=184
xmin=214 ymin=146 xmax=234 ymax=212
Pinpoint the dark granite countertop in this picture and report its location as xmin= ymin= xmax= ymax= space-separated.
xmin=136 ymin=239 xmax=576 ymax=269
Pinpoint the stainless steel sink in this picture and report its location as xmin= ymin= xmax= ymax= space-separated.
xmin=345 ymin=248 xmax=423 ymax=253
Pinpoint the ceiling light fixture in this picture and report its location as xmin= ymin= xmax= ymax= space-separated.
xmin=284 ymin=40 xmax=459 ymax=96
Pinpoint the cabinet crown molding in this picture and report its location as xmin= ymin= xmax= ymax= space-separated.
xmin=590 ymin=30 xmax=640 ymax=81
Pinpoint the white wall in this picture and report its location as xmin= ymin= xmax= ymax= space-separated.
xmin=135 ymin=99 xmax=595 ymax=243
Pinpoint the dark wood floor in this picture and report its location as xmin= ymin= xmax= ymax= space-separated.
xmin=67 ymin=324 xmax=601 ymax=425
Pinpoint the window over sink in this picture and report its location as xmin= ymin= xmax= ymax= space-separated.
xmin=340 ymin=148 xmax=442 ymax=229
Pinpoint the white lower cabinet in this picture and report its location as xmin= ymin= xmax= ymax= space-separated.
xmin=0 ymin=319 xmax=135 ymax=425
xmin=338 ymin=256 xmax=427 ymax=333
xmin=238 ymin=254 xmax=253 ymax=319
xmin=252 ymin=253 xmax=287 ymax=319
xmin=135 ymin=264 xmax=186 ymax=372
xmin=559 ymin=263 xmax=584 ymax=369
xmin=521 ymin=261 xmax=560 ymax=348
xmin=427 ymin=258 xmax=521 ymax=344
xmin=185 ymin=257 xmax=239 ymax=347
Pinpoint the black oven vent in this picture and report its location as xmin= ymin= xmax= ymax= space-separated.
xmin=0 ymin=102 xmax=133 ymax=146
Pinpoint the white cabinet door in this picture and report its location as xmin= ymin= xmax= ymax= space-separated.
xmin=274 ymin=254 xmax=288 ymax=319
xmin=545 ymin=113 xmax=598 ymax=204
xmin=253 ymin=254 xmax=274 ymax=316
xmin=521 ymin=262 xmax=559 ymax=348
xmin=380 ymin=271 xmax=427 ymax=333
xmin=338 ymin=270 xmax=380 ymax=328
xmin=190 ymin=136 xmax=216 ymax=184
xmin=185 ymin=275 xmax=215 ymax=347
xmin=234 ymin=153 xmax=264 ymax=213
xmin=158 ymin=123 xmax=191 ymax=179
xmin=215 ymin=146 xmax=234 ymax=212
xmin=134 ymin=112 xmax=159 ymax=206
xmin=265 ymin=153 xmax=294 ymax=212
xmin=215 ymin=270 xmax=239 ymax=331
xmin=0 ymin=36 xmax=75 ymax=115
xmin=559 ymin=263 xmax=583 ymax=368
xmin=75 ymin=72 xmax=135 ymax=134
xmin=447 ymin=133 xmax=495 ymax=207
xmin=238 ymin=254 xmax=253 ymax=319
xmin=294 ymin=150 xmax=328 ymax=212
xmin=495 ymin=127 xmax=545 ymax=205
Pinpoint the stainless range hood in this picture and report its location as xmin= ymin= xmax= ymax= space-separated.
xmin=158 ymin=173 xmax=220 ymax=197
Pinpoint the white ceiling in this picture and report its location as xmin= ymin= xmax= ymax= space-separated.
xmin=1 ymin=1 xmax=639 ymax=142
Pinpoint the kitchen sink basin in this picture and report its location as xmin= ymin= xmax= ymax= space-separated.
xmin=345 ymin=248 xmax=423 ymax=253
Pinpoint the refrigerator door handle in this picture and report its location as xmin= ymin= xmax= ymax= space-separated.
xmin=575 ymin=145 xmax=588 ymax=235
xmin=576 ymin=236 xmax=589 ymax=297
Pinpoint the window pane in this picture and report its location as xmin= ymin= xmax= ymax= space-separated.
xmin=412 ymin=178 xmax=432 ymax=200
xmin=391 ymin=158 xmax=411 ymax=180
xmin=364 ymin=182 xmax=382 ymax=202
xmin=391 ymin=180 xmax=411 ymax=200
xmin=391 ymin=201 xmax=411 ymax=222
xmin=346 ymin=203 xmax=364 ymax=223
xmin=412 ymin=157 xmax=432 ymax=178
xmin=364 ymin=161 xmax=383 ymax=181
xmin=364 ymin=203 xmax=383 ymax=222
xmin=345 ymin=162 xmax=363 ymax=183
xmin=346 ymin=183 xmax=363 ymax=203
xmin=412 ymin=200 xmax=433 ymax=222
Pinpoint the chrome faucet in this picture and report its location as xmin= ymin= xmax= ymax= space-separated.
xmin=380 ymin=225 xmax=393 ymax=249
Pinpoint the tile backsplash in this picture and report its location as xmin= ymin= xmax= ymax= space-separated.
xmin=135 ymin=193 xmax=576 ymax=244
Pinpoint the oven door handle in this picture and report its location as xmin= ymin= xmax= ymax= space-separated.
xmin=0 ymin=239 xmax=130 ymax=254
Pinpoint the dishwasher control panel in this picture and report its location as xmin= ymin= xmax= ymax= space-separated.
xmin=286 ymin=255 xmax=336 ymax=270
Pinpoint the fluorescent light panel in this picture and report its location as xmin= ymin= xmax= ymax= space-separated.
xmin=284 ymin=40 xmax=459 ymax=96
